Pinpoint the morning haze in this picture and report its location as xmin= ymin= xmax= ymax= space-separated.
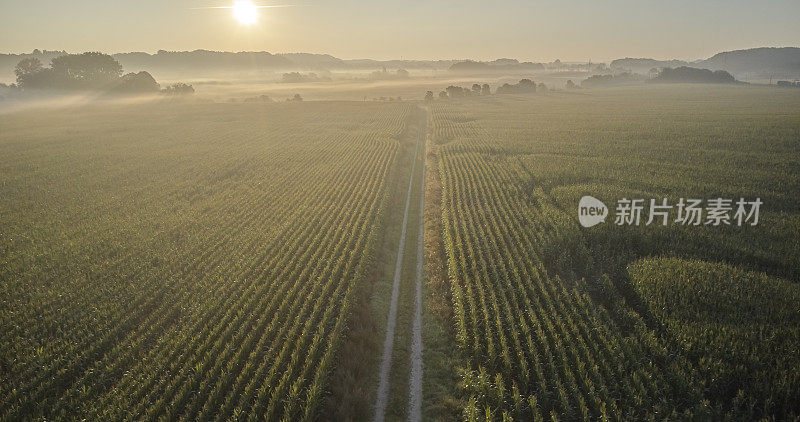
xmin=1 ymin=2 xmax=800 ymax=422
xmin=2 ymin=0 xmax=799 ymax=61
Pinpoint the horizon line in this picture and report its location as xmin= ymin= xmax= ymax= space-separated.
xmin=1 ymin=45 xmax=798 ymax=65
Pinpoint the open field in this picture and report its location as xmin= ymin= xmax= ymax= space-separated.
xmin=0 ymin=101 xmax=413 ymax=420
xmin=1 ymin=0 xmax=798 ymax=419
xmin=1 ymin=84 xmax=799 ymax=421
xmin=428 ymin=84 xmax=800 ymax=419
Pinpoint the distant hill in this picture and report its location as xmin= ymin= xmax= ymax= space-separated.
xmin=113 ymin=50 xmax=294 ymax=72
xmin=611 ymin=47 xmax=800 ymax=79
xmin=278 ymin=53 xmax=344 ymax=68
xmin=697 ymin=47 xmax=800 ymax=78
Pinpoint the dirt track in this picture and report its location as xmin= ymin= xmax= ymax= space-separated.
xmin=407 ymin=113 xmax=426 ymax=422
xmin=373 ymin=110 xmax=424 ymax=422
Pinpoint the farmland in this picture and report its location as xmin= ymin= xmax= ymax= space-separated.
xmin=0 ymin=101 xmax=414 ymax=420
xmin=1 ymin=83 xmax=798 ymax=421
xmin=428 ymin=85 xmax=800 ymax=419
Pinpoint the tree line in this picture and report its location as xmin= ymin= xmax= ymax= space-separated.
xmin=9 ymin=52 xmax=194 ymax=95
xmin=426 ymin=79 xmax=549 ymax=100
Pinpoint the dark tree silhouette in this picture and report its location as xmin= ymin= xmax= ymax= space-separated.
xmin=50 ymin=52 xmax=123 ymax=87
xmin=518 ymin=79 xmax=536 ymax=90
xmin=496 ymin=79 xmax=538 ymax=94
xmin=445 ymin=85 xmax=464 ymax=98
xmin=481 ymin=83 xmax=491 ymax=95
xmin=114 ymin=71 xmax=160 ymax=93
xmin=14 ymin=57 xmax=43 ymax=81
xmin=13 ymin=52 xmax=170 ymax=94
xmin=652 ymin=67 xmax=738 ymax=84
xmin=15 ymin=53 xmax=128 ymax=90
xmin=162 ymin=83 xmax=195 ymax=95
xmin=425 ymin=91 xmax=434 ymax=101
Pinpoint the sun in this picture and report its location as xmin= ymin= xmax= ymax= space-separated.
xmin=233 ymin=1 xmax=258 ymax=25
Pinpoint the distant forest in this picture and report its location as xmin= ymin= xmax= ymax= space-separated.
xmin=2 ymin=47 xmax=798 ymax=81
xmin=650 ymin=67 xmax=739 ymax=84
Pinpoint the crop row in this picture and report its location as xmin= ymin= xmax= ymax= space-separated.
xmin=430 ymin=103 xmax=704 ymax=420
xmin=0 ymin=102 xmax=410 ymax=420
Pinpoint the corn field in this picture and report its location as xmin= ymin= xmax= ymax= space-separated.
xmin=429 ymin=86 xmax=800 ymax=420
xmin=0 ymin=101 xmax=411 ymax=420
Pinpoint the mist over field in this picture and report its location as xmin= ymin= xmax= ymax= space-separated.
xmin=1 ymin=1 xmax=800 ymax=421
xmin=2 ymin=46 xmax=800 ymax=107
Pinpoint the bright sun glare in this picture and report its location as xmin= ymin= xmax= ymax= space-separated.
xmin=233 ymin=1 xmax=258 ymax=25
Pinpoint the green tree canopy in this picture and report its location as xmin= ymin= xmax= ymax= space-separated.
xmin=50 ymin=52 xmax=123 ymax=86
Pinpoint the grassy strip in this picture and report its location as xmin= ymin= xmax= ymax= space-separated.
xmin=420 ymin=107 xmax=462 ymax=420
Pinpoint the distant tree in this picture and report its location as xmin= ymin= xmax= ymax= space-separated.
xmin=244 ymin=94 xmax=274 ymax=102
xmin=449 ymin=60 xmax=490 ymax=72
xmin=162 ymin=83 xmax=195 ymax=95
xmin=283 ymin=72 xmax=307 ymax=83
xmin=651 ymin=66 xmax=738 ymax=84
xmin=496 ymin=79 xmax=537 ymax=94
xmin=445 ymin=85 xmax=464 ymax=98
xmin=472 ymin=83 xmax=481 ymax=94
xmin=518 ymin=79 xmax=536 ymax=91
xmin=14 ymin=57 xmax=60 ymax=90
xmin=14 ymin=52 xmax=172 ymax=94
xmin=581 ymin=72 xmax=644 ymax=87
xmin=425 ymin=91 xmax=434 ymax=101
xmin=496 ymin=83 xmax=512 ymax=94
xmin=481 ymin=83 xmax=491 ymax=95
xmin=113 ymin=71 xmax=160 ymax=94
xmin=292 ymin=93 xmax=303 ymax=101
xmin=50 ymin=52 xmax=123 ymax=87
xmin=566 ymin=79 xmax=577 ymax=89
xmin=439 ymin=90 xmax=448 ymax=99
xmin=14 ymin=58 xmax=43 ymax=82
xmin=537 ymin=82 xmax=547 ymax=92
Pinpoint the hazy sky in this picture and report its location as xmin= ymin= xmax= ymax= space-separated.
xmin=1 ymin=0 xmax=798 ymax=61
